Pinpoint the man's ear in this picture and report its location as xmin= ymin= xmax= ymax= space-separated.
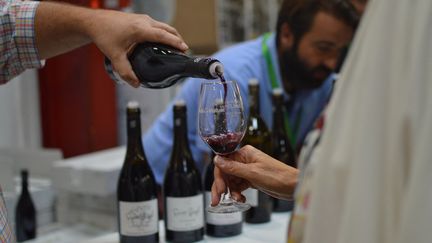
xmin=279 ymin=23 xmax=294 ymax=49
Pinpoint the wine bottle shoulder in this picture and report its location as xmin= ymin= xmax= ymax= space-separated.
xmin=244 ymin=118 xmax=271 ymax=139
xmin=164 ymin=170 xmax=202 ymax=197
xmin=167 ymin=152 xmax=198 ymax=171
xmin=117 ymin=161 xmax=158 ymax=201
xmin=243 ymin=116 xmax=272 ymax=154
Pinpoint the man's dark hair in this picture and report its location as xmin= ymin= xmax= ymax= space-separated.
xmin=275 ymin=0 xmax=359 ymax=47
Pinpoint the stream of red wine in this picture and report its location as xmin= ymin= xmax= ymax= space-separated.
xmin=217 ymin=73 xmax=228 ymax=134
xmin=217 ymin=72 xmax=228 ymax=103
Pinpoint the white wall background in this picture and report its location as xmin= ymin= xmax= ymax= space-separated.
xmin=0 ymin=69 xmax=41 ymax=149
xmin=0 ymin=69 xmax=46 ymax=192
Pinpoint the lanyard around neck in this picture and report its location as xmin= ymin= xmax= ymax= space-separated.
xmin=261 ymin=33 xmax=299 ymax=148
xmin=262 ymin=33 xmax=279 ymax=89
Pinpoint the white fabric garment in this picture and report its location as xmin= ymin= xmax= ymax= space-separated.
xmin=301 ymin=0 xmax=432 ymax=243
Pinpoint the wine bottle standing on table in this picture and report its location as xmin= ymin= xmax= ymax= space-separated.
xmin=163 ymin=100 xmax=204 ymax=242
xmin=117 ymin=101 xmax=159 ymax=243
xmin=242 ymin=79 xmax=273 ymax=224
xmin=15 ymin=169 xmax=36 ymax=242
xmin=271 ymin=89 xmax=297 ymax=212
xmin=105 ymin=42 xmax=224 ymax=88
xmin=204 ymin=154 xmax=243 ymax=237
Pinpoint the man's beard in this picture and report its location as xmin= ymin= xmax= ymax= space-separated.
xmin=280 ymin=46 xmax=332 ymax=91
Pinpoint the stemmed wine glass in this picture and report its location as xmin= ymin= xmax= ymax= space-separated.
xmin=198 ymin=80 xmax=250 ymax=213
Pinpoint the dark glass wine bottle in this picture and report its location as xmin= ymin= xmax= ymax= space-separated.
xmin=241 ymin=79 xmax=273 ymax=224
xmin=105 ymin=42 xmax=224 ymax=89
xmin=15 ymin=169 xmax=36 ymax=242
xmin=204 ymin=156 xmax=243 ymax=237
xmin=271 ymin=89 xmax=297 ymax=212
xmin=163 ymin=100 xmax=204 ymax=242
xmin=117 ymin=101 xmax=159 ymax=243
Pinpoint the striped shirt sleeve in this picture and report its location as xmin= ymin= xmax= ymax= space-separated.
xmin=0 ymin=0 xmax=43 ymax=84
xmin=0 ymin=186 xmax=14 ymax=243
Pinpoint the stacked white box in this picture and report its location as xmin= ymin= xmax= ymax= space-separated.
xmin=52 ymin=146 xmax=126 ymax=230
xmin=56 ymin=191 xmax=118 ymax=230
xmin=0 ymin=147 xmax=63 ymax=178
xmin=52 ymin=146 xmax=125 ymax=196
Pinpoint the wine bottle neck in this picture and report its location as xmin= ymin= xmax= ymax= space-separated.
xmin=173 ymin=113 xmax=190 ymax=153
xmin=249 ymin=86 xmax=260 ymax=115
xmin=126 ymin=112 xmax=145 ymax=159
xmin=185 ymin=58 xmax=222 ymax=79
xmin=271 ymin=95 xmax=296 ymax=164
xmin=204 ymin=162 xmax=215 ymax=188
xmin=272 ymin=99 xmax=285 ymax=133
xmin=21 ymin=173 xmax=29 ymax=193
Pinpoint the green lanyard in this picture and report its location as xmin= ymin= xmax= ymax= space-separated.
xmin=261 ymin=33 xmax=301 ymax=148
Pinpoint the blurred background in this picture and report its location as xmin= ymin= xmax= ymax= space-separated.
xmin=0 ymin=0 xmax=283 ymax=156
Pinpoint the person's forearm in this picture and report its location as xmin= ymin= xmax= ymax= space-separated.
xmin=266 ymin=165 xmax=299 ymax=200
xmin=34 ymin=1 xmax=94 ymax=59
xmin=2 ymin=0 xmax=186 ymax=86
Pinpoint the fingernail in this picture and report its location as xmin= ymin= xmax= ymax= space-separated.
xmin=214 ymin=156 xmax=227 ymax=166
xmin=181 ymin=42 xmax=189 ymax=50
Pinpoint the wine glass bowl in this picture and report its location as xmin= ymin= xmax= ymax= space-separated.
xmin=198 ymin=80 xmax=250 ymax=213
xmin=198 ymin=80 xmax=246 ymax=155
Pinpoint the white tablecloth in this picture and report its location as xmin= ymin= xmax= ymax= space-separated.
xmin=83 ymin=212 xmax=290 ymax=243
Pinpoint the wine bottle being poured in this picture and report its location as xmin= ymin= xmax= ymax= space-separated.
xmin=105 ymin=42 xmax=224 ymax=89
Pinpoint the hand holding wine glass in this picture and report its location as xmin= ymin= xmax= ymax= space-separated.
xmin=198 ymin=80 xmax=250 ymax=213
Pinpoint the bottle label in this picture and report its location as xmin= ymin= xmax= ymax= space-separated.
xmin=205 ymin=192 xmax=242 ymax=225
xmin=166 ymin=194 xmax=204 ymax=231
xmin=243 ymin=188 xmax=259 ymax=207
xmin=119 ymin=199 xmax=158 ymax=236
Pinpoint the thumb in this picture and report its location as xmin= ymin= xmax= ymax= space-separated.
xmin=214 ymin=155 xmax=250 ymax=179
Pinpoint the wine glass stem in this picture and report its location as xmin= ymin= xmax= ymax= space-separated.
xmin=224 ymin=187 xmax=232 ymax=201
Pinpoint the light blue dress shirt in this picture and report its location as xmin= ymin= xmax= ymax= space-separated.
xmin=143 ymin=34 xmax=334 ymax=185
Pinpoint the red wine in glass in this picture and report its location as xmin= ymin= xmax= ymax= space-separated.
xmin=202 ymin=132 xmax=243 ymax=155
